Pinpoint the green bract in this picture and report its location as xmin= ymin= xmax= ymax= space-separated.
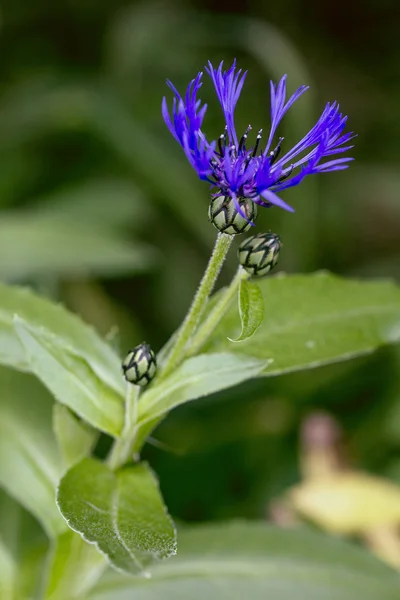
xmin=122 ymin=343 xmax=157 ymax=386
xmin=208 ymin=195 xmax=257 ymax=235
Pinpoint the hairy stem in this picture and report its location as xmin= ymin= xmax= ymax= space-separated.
xmin=107 ymin=232 xmax=233 ymax=470
xmin=158 ymin=232 xmax=233 ymax=380
xmin=129 ymin=267 xmax=248 ymax=455
xmin=107 ymin=384 xmax=140 ymax=470
xmin=185 ymin=266 xmax=248 ymax=357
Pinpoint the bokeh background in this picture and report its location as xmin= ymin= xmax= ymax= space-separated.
xmin=1 ymin=0 xmax=400 ymax=530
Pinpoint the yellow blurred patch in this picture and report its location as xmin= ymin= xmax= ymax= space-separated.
xmin=290 ymin=472 xmax=400 ymax=534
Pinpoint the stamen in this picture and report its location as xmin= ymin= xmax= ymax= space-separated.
xmin=252 ymin=129 xmax=263 ymax=158
xmin=269 ymin=137 xmax=284 ymax=164
xmin=223 ymin=125 xmax=228 ymax=146
xmin=218 ymin=126 xmax=229 ymax=155
xmin=239 ymin=125 xmax=252 ymax=153
xmin=218 ymin=135 xmax=224 ymax=155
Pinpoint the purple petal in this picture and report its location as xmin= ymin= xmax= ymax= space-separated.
xmin=205 ymin=60 xmax=247 ymax=148
xmin=162 ymin=96 xmax=179 ymax=142
xmin=265 ymin=77 xmax=309 ymax=154
xmin=259 ymin=189 xmax=295 ymax=212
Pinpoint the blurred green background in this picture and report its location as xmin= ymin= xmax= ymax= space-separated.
xmin=0 ymin=0 xmax=399 ymax=526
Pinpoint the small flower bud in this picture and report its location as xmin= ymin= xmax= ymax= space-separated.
xmin=208 ymin=195 xmax=257 ymax=235
xmin=122 ymin=343 xmax=157 ymax=386
xmin=238 ymin=232 xmax=281 ymax=277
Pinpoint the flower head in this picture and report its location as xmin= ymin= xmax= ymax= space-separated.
xmin=162 ymin=60 xmax=355 ymax=221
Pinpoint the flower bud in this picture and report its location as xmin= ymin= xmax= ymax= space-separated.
xmin=122 ymin=342 xmax=157 ymax=386
xmin=238 ymin=232 xmax=281 ymax=277
xmin=208 ymin=195 xmax=257 ymax=235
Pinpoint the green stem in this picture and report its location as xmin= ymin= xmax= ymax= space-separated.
xmin=130 ymin=268 xmax=248 ymax=456
xmin=132 ymin=267 xmax=250 ymax=452
xmin=186 ymin=267 xmax=248 ymax=358
xmin=107 ymin=384 xmax=140 ymax=470
xmin=158 ymin=232 xmax=233 ymax=380
xmin=107 ymin=232 xmax=233 ymax=470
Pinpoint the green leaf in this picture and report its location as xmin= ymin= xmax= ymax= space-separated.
xmin=14 ymin=318 xmax=124 ymax=436
xmin=0 ymin=539 xmax=13 ymax=600
xmin=0 ymin=368 xmax=65 ymax=537
xmin=0 ymin=490 xmax=48 ymax=600
xmin=35 ymin=177 xmax=153 ymax=232
xmin=0 ymin=214 xmax=157 ymax=282
xmin=137 ymin=353 xmax=268 ymax=427
xmin=88 ymin=522 xmax=400 ymax=600
xmin=0 ymin=492 xmax=16 ymax=600
xmin=53 ymin=405 xmax=98 ymax=469
xmin=57 ymin=458 xmax=176 ymax=575
xmin=203 ymin=273 xmax=400 ymax=376
xmin=228 ymin=279 xmax=264 ymax=343
xmin=0 ymin=281 xmax=124 ymax=396
xmin=44 ymin=530 xmax=106 ymax=600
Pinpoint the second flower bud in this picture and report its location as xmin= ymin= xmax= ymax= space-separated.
xmin=238 ymin=232 xmax=281 ymax=277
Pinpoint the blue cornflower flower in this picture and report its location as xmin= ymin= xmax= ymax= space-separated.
xmin=162 ymin=60 xmax=355 ymax=229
